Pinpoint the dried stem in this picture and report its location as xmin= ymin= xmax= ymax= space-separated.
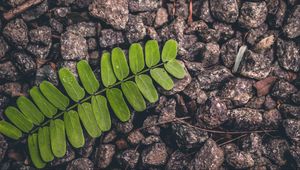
xmin=218 ymin=134 xmax=248 ymax=146
xmin=3 ymin=0 xmax=44 ymax=20
xmin=137 ymin=116 xmax=191 ymax=131
xmin=188 ymin=0 xmax=193 ymax=24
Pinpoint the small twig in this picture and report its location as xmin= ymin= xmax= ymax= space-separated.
xmin=137 ymin=116 xmax=191 ymax=131
xmin=3 ymin=0 xmax=44 ymax=20
xmin=232 ymin=45 xmax=247 ymax=73
xmin=218 ymin=134 xmax=248 ymax=146
xmin=188 ymin=0 xmax=193 ymax=24
xmin=176 ymin=118 xmax=278 ymax=134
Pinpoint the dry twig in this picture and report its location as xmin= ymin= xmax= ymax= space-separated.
xmin=188 ymin=0 xmax=193 ymax=24
xmin=3 ymin=0 xmax=44 ymax=20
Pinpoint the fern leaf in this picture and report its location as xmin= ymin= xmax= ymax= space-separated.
xmin=5 ymin=106 xmax=33 ymax=133
xmin=38 ymin=127 xmax=54 ymax=162
xmin=121 ymin=81 xmax=146 ymax=112
xmin=145 ymin=40 xmax=160 ymax=67
xmin=30 ymin=86 xmax=57 ymax=118
xmin=135 ymin=74 xmax=158 ymax=103
xmin=112 ymin=47 xmax=129 ymax=81
xmin=50 ymin=119 xmax=66 ymax=158
xmin=129 ymin=43 xmax=145 ymax=74
xmin=64 ymin=110 xmax=85 ymax=148
xmin=17 ymin=96 xmax=44 ymax=125
xmin=150 ymin=68 xmax=174 ymax=90
xmin=78 ymin=103 xmax=102 ymax=138
xmin=91 ymin=95 xmax=111 ymax=131
xmin=77 ymin=60 xmax=100 ymax=94
xmin=28 ymin=134 xmax=46 ymax=169
xmin=59 ymin=68 xmax=85 ymax=102
xmin=0 ymin=121 xmax=22 ymax=140
xmin=162 ymin=39 xmax=178 ymax=62
xmin=106 ymin=88 xmax=130 ymax=122
xmin=40 ymin=81 xmax=69 ymax=110
xmin=164 ymin=59 xmax=186 ymax=79
xmin=101 ymin=52 xmax=116 ymax=87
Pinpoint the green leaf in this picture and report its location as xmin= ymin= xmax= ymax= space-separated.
xmin=40 ymin=81 xmax=69 ymax=110
xmin=135 ymin=74 xmax=159 ymax=103
xmin=101 ymin=52 xmax=117 ymax=87
xmin=50 ymin=119 xmax=66 ymax=158
xmin=78 ymin=103 xmax=102 ymax=138
xmin=30 ymin=86 xmax=57 ymax=118
xmin=129 ymin=43 xmax=144 ymax=74
xmin=91 ymin=95 xmax=111 ymax=131
xmin=28 ymin=134 xmax=46 ymax=169
xmin=4 ymin=106 xmax=33 ymax=133
xmin=17 ymin=96 xmax=44 ymax=125
xmin=145 ymin=40 xmax=160 ymax=67
xmin=162 ymin=39 xmax=177 ymax=62
xmin=59 ymin=68 xmax=85 ymax=102
xmin=121 ymin=81 xmax=146 ymax=112
xmin=106 ymin=88 xmax=130 ymax=122
xmin=164 ymin=59 xmax=186 ymax=79
xmin=38 ymin=127 xmax=54 ymax=162
xmin=150 ymin=68 xmax=174 ymax=90
xmin=77 ymin=60 xmax=100 ymax=94
xmin=111 ymin=47 xmax=129 ymax=81
xmin=0 ymin=121 xmax=22 ymax=140
xmin=64 ymin=111 xmax=85 ymax=148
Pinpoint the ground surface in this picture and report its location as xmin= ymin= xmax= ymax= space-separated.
xmin=0 ymin=0 xmax=300 ymax=169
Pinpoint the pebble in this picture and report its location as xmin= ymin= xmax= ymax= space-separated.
xmin=95 ymin=144 xmax=115 ymax=169
xmin=0 ymin=37 xmax=9 ymax=59
xmin=142 ymin=115 xmax=160 ymax=135
xmin=66 ymin=158 xmax=94 ymax=170
xmin=126 ymin=15 xmax=146 ymax=43
xmin=209 ymin=0 xmax=239 ymax=23
xmin=66 ymin=22 xmax=97 ymax=38
xmin=141 ymin=143 xmax=168 ymax=167
xmin=276 ymin=38 xmax=300 ymax=72
xmin=89 ymin=0 xmax=129 ymax=30
xmin=226 ymin=151 xmax=255 ymax=169
xmin=283 ymin=5 xmax=300 ymax=38
xmin=283 ymin=119 xmax=300 ymax=143
xmin=127 ymin=130 xmax=144 ymax=145
xmin=12 ymin=51 xmax=36 ymax=75
xmin=0 ymin=61 xmax=19 ymax=81
xmin=166 ymin=150 xmax=191 ymax=170
xmin=128 ymin=0 xmax=158 ymax=12
xmin=116 ymin=149 xmax=140 ymax=169
xmin=21 ymin=0 xmax=48 ymax=21
xmin=271 ymin=80 xmax=297 ymax=102
xmin=188 ymin=139 xmax=224 ymax=170
xmin=155 ymin=8 xmax=168 ymax=28
xmin=228 ymin=108 xmax=263 ymax=130
xmin=99 ymin=29 xmax=125 ymax=48
xmin=264 ymin=139 xmax=289 ymax=166
xmin=61 ymin=31 xmax=88 ymax=60
xmin=3 ymin=18 xmax=28 ymax=49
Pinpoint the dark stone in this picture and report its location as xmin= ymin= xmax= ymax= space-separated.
xmin=246 ymin=96 xmax=265 ymax=109
xmin=283 ymin=5 xmax=300 ymax=38
xmin=142 ymin=143 xmax=168 ymax=167
xmin=116 ymin=149 xmax=140 ymax=169
xmin=50 ymin=18 xmax=64 ymax=34
xmin=188 ymin=139 xmax=224 ymax=170
xmin=95 ymin=144 xmax=115 ymax=169
xmin=57 ymin=0 xmax=75 ymax=6
xmin=99 ymin=29 xmax=125 ymax=48
xmin=264 ymin=139 xmax=289 ymax=166
xmin=159 ymin=18 xmax=185 ymax=43
xmin=77 ymin=136 xmax=95 ymax=158
xmin=50 ymin=146 xmax=75 ymax=166
xmin=6 ymin=0 xmax=26 ymax=7
xmin=89 ymin=0 xmax=129 ymax=30
xmin=264 ymin=95 xmax=277 ymax=110
xmin=29 ymin=26 xmax=51 ymax=46
xmin=166 ymin=151 xmax=191 ymax=170
xmin=102 ymin=130 xmax=117 ymax=143
xmin=213 ymin=22 xmax=235 ymax=42
xmin=61 ymin=31 xmax=88 ymax=60
xmin=209 ymin=0 xmax=239 ymax=23
xmin=35 ymin=64 xmax=59 ymax=86
xmin=279 ymin=104 xmax=300 ymax=119
xmin=21 ymin=0 xmax=48 ymax=21
xmin=283 ymin=119 xmax=300 ymax=143
xmin=67 ymin=22 xmax=97 ymax=38
xmin=263 ymin=109 xmax=282 ymax=129
xmin=141 ymin=135 xmax=161 ymax=145
xmin=0 ymin=61 xmax=19 ymax=81
xmin=142 ymin=115 xmax=160 ymax=135
xmin=0 ymin=83 xmax=23 ymax=97
xmin=220 ymin=78 xmax=254 ymax=107
xmin=126 ymin=15 xmax=146 ymax=43
xmin=3 ymin=18 xmax=28 ymax=49
xmin=58 ymin=61 xmax=78 ymax=78
xmin=0 ymin=37 xmax=9 ymax=59
xmin=292 ymin=92 xmax=300 ymax=105
xmin=200 ymin=42 xmax=220 ymax=67
xmin=127 ymin=130 xmax=144 ymax=145
xmin=129 ymin=0 xmax=158 ymax=12
xmin=245 ymin=24 xmax=268 ymax=46
xmin=113 ymin=114 xmax=134 ymax=134
xmin=12 ymin=51 xmax=36 ymax=75
xmin=290 ymin=143 xmax=300 ymax=168
xmin=66 ymin=158 xmax=94 ymax=170
xmin=226 ymin=151 xmax=255 ymax=169
xmin=271 ymin=80 xmax=297 ymax=102
xmin=197 ymin=66 xmax=233 ymax=90
xmin=276 ymin=38 xmax=300 ymax=72
xmin=238 ymin=2 xmax=268 ymax=29
xmin=198 ymin=28 xmax=220 ymax=43
xmin=183 ymin=79 xmax=208 ymax=105
xmin=156 ymin=97 xmax=176 ymax=123
xmin=228 ymin=108 xmax=263 ymax=130
xmin=87 ymin=38 xmax=97 ymax=51
xmin=171 ymin=122 xmax=208 ymax=149
xmin=220 ymin=38 xmax=243 ymax=68
xmin=0 ymin=134 xmax=8 ymax=162
xmin=193 ymin=0 xmax=214 ymax=23
xmin=268 ymin=0 xmax=286 ymax=28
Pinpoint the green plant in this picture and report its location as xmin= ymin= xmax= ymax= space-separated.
xmin=0 ymin=39 xmax=186 ymax=168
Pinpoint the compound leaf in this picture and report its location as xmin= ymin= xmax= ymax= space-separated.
xmin=28 ymin=134 xmax=46 ymax=169
xmin=0 ymin=121 xmax=22 ymax=140
xmin=59 ymin=68 xmax=85 ymax=102
xmin=112 ymin=47 xmax=129 ymax=81
xmin=129 ymin=43 xmax=144 ymax=74
xmin=38 ymin=127 xmax=54 ymax=162
xmin=106 ymin=88 xmax=130 ymax=122
xmin=77 ymin=60 xmax=100 ymax=94
xmin=40 ymin=81 xmax=69 ymax=110
xmin=121 ymin=81 xmax=146 ymax=112
xmin=164 ymin=59 xmax=186 ymax=79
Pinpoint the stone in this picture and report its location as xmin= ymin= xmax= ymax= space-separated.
xmin=0 ymin=61 xmax=19 ymax=81
xmin=126 ymin=15 xmax=146 ymax=43
xmin=29 ymin=26 xmax=52 ymax=46
xmin=61 ymin=31 xmax=88 ymax=60
xmin=3 ymin=18 xmax=28 ymax=49
xmin=220 ymin=38 xmax=243 ymax=68
xmin=99 ymin=29 xmax=125 ymax=48
xmin=166 ymin=151 xmax=191 ymax=170
xmin=183 ymin=79 xmax=208 ymax=105
xmin=276 ymin=38 xmax=300 ymax=72
xmin=66 ymin=22 xmax=97 ymax=38
xmin=127 ymin=130 xmax=145 ymax=145
xmin=271 ymin=80 xmax=297 ymax=102
xmin=66 ymin=158 xmax=94 ymax=170
xmin=228 ymin=108 xmax=263 ymax=130
xmin=226 ymin=151 xmax=255 ymax=169
xmin=21 ymin=0 xmax=48 ymax=21
xmin=283 ymin=119 xmax=300 ymax=143
xmin=283 ymin=5 xmax=300 ymax=38
xmin=12 ymin=51 xmax=36 ymax=75
xmin=129 ymin=0 xmax=159 ymax=12
xmin=238 ymin=1 xmax=268 ymax=29
xmin=142 ymin=115 xmax=160 ymax=135
xmin=209 ymin=0 xmax=239 ymax=23
xmin=116 ymin=149 xmax=140 ymax=169
xmin=0 ymin=37 xmax=9 ymax=59
xmin=264 ymin=139 xmax=289 ymax=166
xmin=155 ymin=8 xmax=168 ymax=28
xmin=89 ymin=0 xmax=129 ymax=30
xmin=188 ymin=139 xmax=224 ymax=170
xmin=95 ymin=144 xmax=115 ymax=169
xmin=142 ymin=143 xmax=168 ymax=167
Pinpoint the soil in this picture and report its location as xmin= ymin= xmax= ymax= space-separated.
xmin=0 ymin=0 xmax=300 ymax=169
